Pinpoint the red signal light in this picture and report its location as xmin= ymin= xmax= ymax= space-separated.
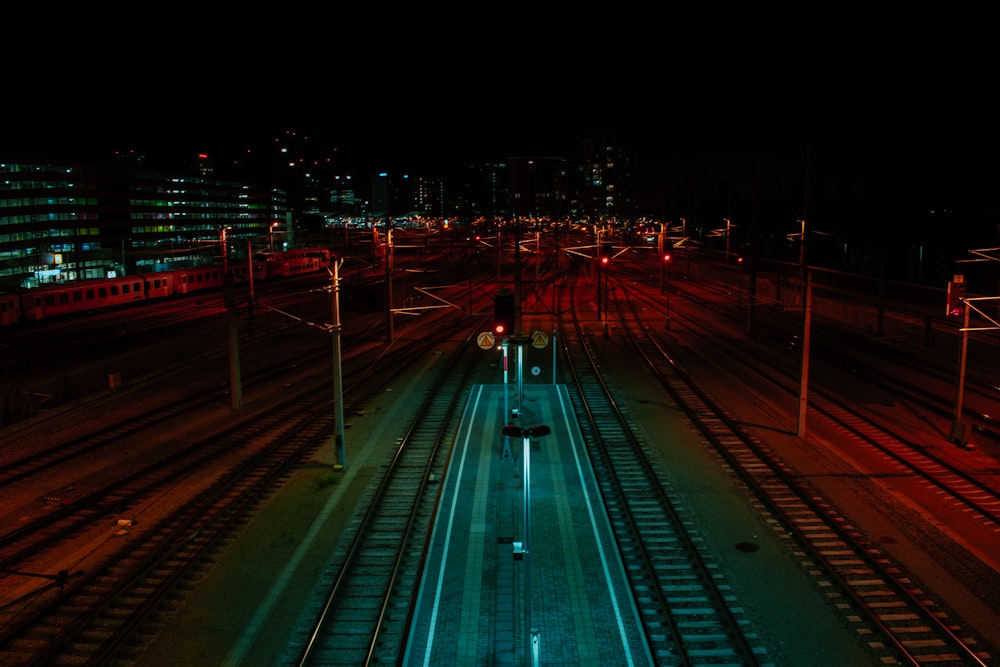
xmin=600 ymin=256 xmax=610 ymax=265
xmin=663 ymin=253 xmax=671 ymax=262
xmin=947 ymin=279 xmax=966 ymax=316
xmin=493 ymin=292 xmax=515 ymax=336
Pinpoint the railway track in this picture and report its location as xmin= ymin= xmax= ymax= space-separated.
xmin=606 ymin=275 xmax=995 ymax=666
xmin=556 ymin=280 xmax=770 ymax=665
xmin=0 ymin=308 xmax=386 ymax=491
xmin=2 ymin=396 xmax=333 ymax=665
xmin=619 ymin=275 xmax=1000 ymax=526
xmin=622 ymin=256 xmax=1000 ymax=444
xmin=285 ymin=327 xmax=487 ymax=666
xmin=4 ymin=244 xmax=996 ymax=665
xmin=619 ymin=269 xmax=1000 ymax=538
xmin=0 ymin=307 xmax=468 ymax=666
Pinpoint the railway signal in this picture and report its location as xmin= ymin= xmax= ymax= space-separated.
xmin=600 ymin=242 xmax=613 ymax=265
xmin=946 ymin=276 xmax=966 ymax=316
xmin=494 ymin=291 xmax=515 ymax=337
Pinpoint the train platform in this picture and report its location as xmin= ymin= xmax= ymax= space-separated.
xmin=402 ymin=383 xmax=651 ymax=667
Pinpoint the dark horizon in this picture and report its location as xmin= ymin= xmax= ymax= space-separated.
xmin=4 ymin=2 xmax=998 ymax=250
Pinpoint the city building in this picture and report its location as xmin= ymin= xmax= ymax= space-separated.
xmin=452 ymin=162 xmax=509 ymax=222
xmin=0 ymin=132 xmax=639 ymax=289
xmin=0 ymin=156 xmax=287 ymax=288
xmin=575 ymin=133 xmax=633 ymax=222
xmin=506 ymin=156 xmax=570 ymax=221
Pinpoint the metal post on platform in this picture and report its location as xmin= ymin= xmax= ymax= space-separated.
xmin=551 ymin=329 xmax=557 ymax=385
xmin=517 ymin=342 xmax=524 ymax=420
xmin=523 ymin=428 xmax=531 ymax=659
xmin=530 ymin=627 xmax=541 ymax=667
xmin=502 ymin=424 xmax=550 ymax=667
xmin=500 ymin=340 xmax=513 ymax=461
xmin=503 ymin=339 xmax=510 ymax=418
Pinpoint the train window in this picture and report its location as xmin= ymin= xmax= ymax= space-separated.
xmin=87 ymin=289 xmax=95 ymax=299
xmin=99 ymin=287 xmax=107 ymax=297
xmin=111 ymin=286 xmax=119 ymax=296
xmin=45 ymin=295 xmax=56 ymax=306
xmin=73 ymin=291 xmax=82 ymax=302
xmin=122 ymin=284 xmax=130 ymax=294
xmin=60 ymin=294 xmax=68 ymax=304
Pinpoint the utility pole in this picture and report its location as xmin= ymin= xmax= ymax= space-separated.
xmin=247 ymin=240 xmax=255 ymax=324
xmin=497 ymin=228 xmax=502 ymax=284
xmin=330 ymin=258 xmax=346 ymax=467
xmin=948 ymin=300 xmax=970 ymax=446
xmin=385 ymin=225 xmax=394 ymax=343
xmin=797 ymin=272 xmax=812 ymax=438
xmin=514 ymin=221 xmax=522 ymax=336
xmin=796 ymin=152 xmax=811 ymax=438
xmin=224 ymin=271 xmax=242 ymax=410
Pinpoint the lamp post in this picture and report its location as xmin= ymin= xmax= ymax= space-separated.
xmin=247 ymin=239 xmax=255 ymax=315
xmin=724 ymin=217 xmax=732 ymax=264
xmin=658 ymin=228 xmax=665 ymax=292
xmin=329 ymin=257 xmax=346 ymax=468
xmin=664 ymin=252 xmax=672 ymax=330
xmin=501 ymin=423 xmax=551 ymax=667
xmin=269 ymin=221 xmax=279 ymax=253
xmin=385 ymin=225 xmax=395 ymax=343
xmin=602 ymin=252 xmax=610 ymax=337
xmin=949 ymin=299 xmax=971 ymax=446
xmin=219 ymin=226 xmax=232 ymax=275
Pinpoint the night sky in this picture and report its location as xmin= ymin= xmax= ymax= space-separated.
xmin=4 ymin=6 xmax=998 ymax=235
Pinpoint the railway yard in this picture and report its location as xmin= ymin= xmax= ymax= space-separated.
xmin=1 ymin=240 xmax=999 ymax=666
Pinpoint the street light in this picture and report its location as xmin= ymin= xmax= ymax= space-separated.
xmin=664 ymin=253 xmax=672 ymax=330
xmin=269 ymin=221 xmax=279 ymax=253
xmin=219 ymin=226 xmax=232 ymax=275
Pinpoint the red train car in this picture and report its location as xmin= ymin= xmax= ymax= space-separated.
xmin=0 ymin=291 xmax=21 ymax=326
xmin=20 ymin=276 xmax=148 ymax=321
xmin=2 ymin=246 xmax=331 ymax=326
xmin=142 ymin=272 xmax=176 ymax=299
xmin=169 ymin=266 xmax=226 ymax=295
xmin=262 ymin=248 xmax=331 ymax=278
xmin=230 ymin=259 xmax=268 ymax=284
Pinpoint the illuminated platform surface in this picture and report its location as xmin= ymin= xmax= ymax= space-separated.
xmin=402 ymin=383 xmax=651 ymax=667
